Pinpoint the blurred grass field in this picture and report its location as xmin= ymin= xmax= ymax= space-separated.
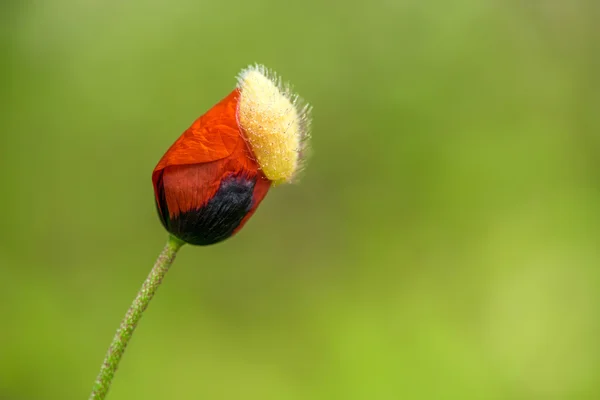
xmin=1 ymin=0 xmax=599 ymax=399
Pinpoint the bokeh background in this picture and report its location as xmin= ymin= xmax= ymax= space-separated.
xmin=1 ymin=0 xmax=599 ymax=399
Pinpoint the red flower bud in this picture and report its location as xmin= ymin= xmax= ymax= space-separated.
xmin=152 ymin=65 xmax=311 ymax=245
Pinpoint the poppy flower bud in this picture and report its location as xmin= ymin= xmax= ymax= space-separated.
xmin=152 ymin=64 xmax=311 ymax=246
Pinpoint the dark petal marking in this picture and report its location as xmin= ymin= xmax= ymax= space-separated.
xmin=155 ymin=170 xmax=170 ymax=230
xmin=158 ymin=174 xmax=256 ymax=246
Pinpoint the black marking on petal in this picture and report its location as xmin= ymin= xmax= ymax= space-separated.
xmin=166 ymin=174 xmax=256 ymax=246
xmin=155 ymin=170 xmax=171 ymax=231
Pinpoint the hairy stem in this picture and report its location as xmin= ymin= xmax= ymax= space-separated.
xmin=88 ymin=235 xmax=185 ymax=400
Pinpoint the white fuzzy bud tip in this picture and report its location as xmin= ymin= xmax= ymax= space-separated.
xmin=237 ymin=64 xmax=311 ymax=184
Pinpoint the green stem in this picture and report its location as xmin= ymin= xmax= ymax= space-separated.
xmin=88 ymin=235 xmax=185 ymax=400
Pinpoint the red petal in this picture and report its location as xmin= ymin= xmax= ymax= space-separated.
xmin=152 ymin=88 xmax=273 ymax=238
xmin=153 ymin=89 xmax=241 ymax=173
xmin=152 ymin=89 xmax=245 ymax=204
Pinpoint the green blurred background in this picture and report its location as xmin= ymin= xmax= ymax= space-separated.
xmin=1 ymin=0 xmax=599 ymax=399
